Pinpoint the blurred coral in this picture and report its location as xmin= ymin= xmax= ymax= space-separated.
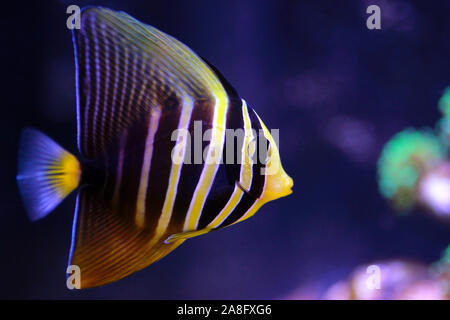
xmin=377 ymin=88 xmax=450 ymax=219
xmin=324 ymin=260 xmax=448 ymax=300
xmin=377 ymin=129 xmax=446 ymax=211
xmin=285 ymin=259 xmax=449 ymax=300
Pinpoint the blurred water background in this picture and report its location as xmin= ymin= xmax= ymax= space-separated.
xmin=1 ymin=0 xmax=450 ymax=299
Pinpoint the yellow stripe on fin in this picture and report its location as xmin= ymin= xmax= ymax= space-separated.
xmin=164 ymin=229 xmax=212 ymax=244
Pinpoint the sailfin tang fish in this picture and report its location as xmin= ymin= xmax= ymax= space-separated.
xmin=16 ymin=7 xmax=293 ymax=288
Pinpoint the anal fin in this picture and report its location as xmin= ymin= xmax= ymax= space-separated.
xmin=69 ymin=187 xmax=185 ymax=289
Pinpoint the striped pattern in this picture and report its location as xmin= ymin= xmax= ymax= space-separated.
xmin=70 ymin=188 xmax=185 ymax=288
xmin=135 ymin=107 xmax=162 ymax=227
xmin=200 ymin=100 xmax=255 ymax=230
xmin=69 ymin=7 xmax=282 ymax=288
xmin=73 ymin=7 xmax=223 ymax=159
xmin=154 ymin=96 xmax=194 ymax=238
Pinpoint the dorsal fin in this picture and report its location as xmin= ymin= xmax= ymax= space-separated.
xmin=200 ymin=56 xmax=240 ymax=100
xmin=73 ymin=7 xmax=226 ymax=158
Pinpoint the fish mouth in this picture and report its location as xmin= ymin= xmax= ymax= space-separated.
xmin=274 ymin=174 xmax=294 ymax=198
xmin=286 ymin=176 xmax=294 ymax=195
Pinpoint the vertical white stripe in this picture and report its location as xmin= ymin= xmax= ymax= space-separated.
xmin=239 ymin=100 xmax=254 ymax=191
xmin=153 ymin=95 xmax=194 ymax=237
xmin=235 ymin=112 xmax=270 ymax=224
xmin=112 ymin=134 xmax=126 ymax=206
xmin=135 ymin=108 xmax=162 ymax=227
xmin=184 ymin=93 xmax=228 ymax=231
xmin=207 ymin=99 xmax=254 ymax=229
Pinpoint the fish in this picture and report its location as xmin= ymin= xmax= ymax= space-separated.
xmin=16 ymin=7 xmax=293 ymax=289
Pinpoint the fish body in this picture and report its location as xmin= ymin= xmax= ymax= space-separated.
xmin=16 ymin=7 xmax=292 ymax=288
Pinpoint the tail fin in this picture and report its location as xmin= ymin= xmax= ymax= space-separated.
xmin=17 ymin=128 xmax=81 ymax=221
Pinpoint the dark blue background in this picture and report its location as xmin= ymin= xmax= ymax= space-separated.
xmin=2 ymin=0 xmax=450 ymax=299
